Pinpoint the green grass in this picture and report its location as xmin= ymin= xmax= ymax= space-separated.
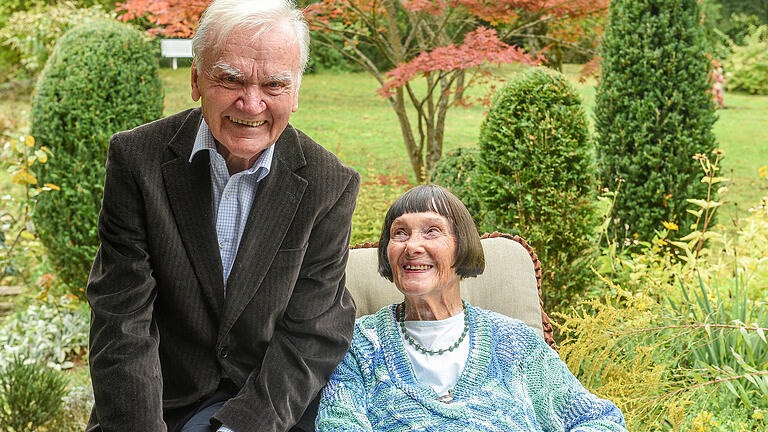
xmin=711 ymin=93 xmax=768 ymax=221
xmin=161 ymin=64 xmax=599 ymax=182
xmin=3 ymin=66 xmax=766 ymax=239
xmin=161 ymin=65 xmax=766 ymax=220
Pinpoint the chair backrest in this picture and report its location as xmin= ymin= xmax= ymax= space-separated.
xmin=345 ymin=233 xmax=555 ymax=347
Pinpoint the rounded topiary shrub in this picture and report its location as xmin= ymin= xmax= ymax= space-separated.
xmin=594 ymin=0 xmax=717 ymax=241
xmin=476 ymin=67 xmax=597 ymax=311
xmin=31 ymin=20 xmax=163 ymax=296
xmin=431 ymin=147 xmax=486 ymax=228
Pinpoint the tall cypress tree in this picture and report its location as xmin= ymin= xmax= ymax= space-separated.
xmin=594 ymin=0 xmax=717 ymax=240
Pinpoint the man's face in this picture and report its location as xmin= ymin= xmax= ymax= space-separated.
xmin=191 ymin=23 xmax=301 ymax=170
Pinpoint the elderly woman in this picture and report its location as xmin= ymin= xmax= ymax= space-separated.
xmin=316 ymin=185 xmax=627 ymax=432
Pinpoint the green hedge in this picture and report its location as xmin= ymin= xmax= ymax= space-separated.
xmin=474 ymin=67 xmax=597 ymax=311
xmin=31 ymin=20 xmax=163 ymax=296
xmin=431 ymin=147 xmax=486 ymax=227
xmin=594 ymin=0 xmax=718 ymax=241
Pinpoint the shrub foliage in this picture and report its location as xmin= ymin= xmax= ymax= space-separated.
xmin=594 ymin=0 xmax=718 ymax=241
xmin=474 ymin=67 xmax=597 ymax=311
xmin=431 ymin=147 xmax=486 ymax=227
xmin=725 ymin=25 xmax=768 ymax=95
xmin=0 ymin=2 xmax=115 ymax=85
xmin=0 ymin=355 xmax=68 ymax=432
xmin=31 ymin=20 xmax=163 ymax=295
xmin=558 ymin=158 xmax=768 ymax=429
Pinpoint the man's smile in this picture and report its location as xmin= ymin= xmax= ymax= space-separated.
xmin=228 ymin=116 xmax=266 ymax=127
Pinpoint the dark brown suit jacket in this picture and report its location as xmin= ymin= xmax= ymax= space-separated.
xmin=86 ymin=108 xmax=359 ymax=432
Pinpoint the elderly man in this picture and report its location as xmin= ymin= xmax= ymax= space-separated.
xmin=86 ymin=1 xmax=359 ymax=431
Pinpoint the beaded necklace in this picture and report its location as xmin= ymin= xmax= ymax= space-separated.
xmin=397 ymin=300 xmax=469 ymax=356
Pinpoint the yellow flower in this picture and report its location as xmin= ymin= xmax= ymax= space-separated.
xmin=662 ymin=221 xmax=679 ymax=231
xmin=690 ymin=410 xmax=716 ymax=432
xmin=658 ymin=239 xmax=668 ymax=246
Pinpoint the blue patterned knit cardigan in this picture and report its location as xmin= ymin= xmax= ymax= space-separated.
xmin=316 ymin=303 xmax=627 ymax=432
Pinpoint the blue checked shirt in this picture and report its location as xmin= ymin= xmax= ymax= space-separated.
xmin=190 ymin=120 xmax=273 ymax=432
xmin=189 ymin=119 xmax=274 ymax=294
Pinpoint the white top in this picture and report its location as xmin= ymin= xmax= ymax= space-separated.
xmin=401 ymin=311 xmax=470 ymax=397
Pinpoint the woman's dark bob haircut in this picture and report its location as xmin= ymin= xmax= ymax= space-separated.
xmin=378 ymin=184 xmax=485 ymax=281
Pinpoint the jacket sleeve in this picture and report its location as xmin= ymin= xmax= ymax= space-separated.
xmin=518 ymin=325 xmax=628 ymax=432
xmin=213 ymin=171 xmax=360 ymax=432
xmin=315 ymin=339 xmax=374 ymax=432
xmin=86 ymin=134 xmax=166 ymax=431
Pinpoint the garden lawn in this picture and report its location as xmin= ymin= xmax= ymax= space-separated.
xmin=160 ymin=65 xmax=767 ymax=236
xmin=2 ymin=66 xmax=765 ymax=240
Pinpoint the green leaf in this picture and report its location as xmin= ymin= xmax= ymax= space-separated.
xmin=679 ymin=231 xmax=702 ymax=241
xmin=34 ymin=149 xmax=48 ymax=163
xmin=700 ymin=176 xmax=729 ymax=184
xmin=685 ymin=198 xmax=722 ymax=209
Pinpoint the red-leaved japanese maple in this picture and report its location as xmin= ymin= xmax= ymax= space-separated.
xmin=117 ymin=0 xmax=607 ymax=182
xmin=306 ymin=0 xmax=605 ymax=181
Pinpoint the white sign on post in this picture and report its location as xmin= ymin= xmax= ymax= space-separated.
xmin=160 ymin=39 xmax=193 ymax=70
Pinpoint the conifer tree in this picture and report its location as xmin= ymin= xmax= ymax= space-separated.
xmin=594 ymin=0 xmax=717 ymax=240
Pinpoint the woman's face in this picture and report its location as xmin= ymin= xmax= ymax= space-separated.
xmin=387 ymin=211 xmax=460 ymax=300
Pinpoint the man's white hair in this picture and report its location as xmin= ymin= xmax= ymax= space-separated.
xmin=192 ymin=0 xmax=309 ymax=78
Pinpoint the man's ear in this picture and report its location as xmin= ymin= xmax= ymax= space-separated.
xmin=191 ymin=61 xmax=201 ymax=102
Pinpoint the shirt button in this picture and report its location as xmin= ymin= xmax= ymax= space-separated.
xmin=220 ymin=346 xmax=229 ymax=359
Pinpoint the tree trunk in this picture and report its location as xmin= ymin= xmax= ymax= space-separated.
xmin=389 ymin=87 xmax=425 ymax=183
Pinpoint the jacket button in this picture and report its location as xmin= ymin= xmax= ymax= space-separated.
xmin=219 ymin=346 xmax=229 ymax=359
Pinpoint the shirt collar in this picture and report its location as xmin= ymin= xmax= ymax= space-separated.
xmin=190 ymin=118 xmax=274 ymax=179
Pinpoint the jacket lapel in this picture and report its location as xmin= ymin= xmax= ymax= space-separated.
xmin=161 ymin=109 xmax=225 ymax=315
xmin=219 ymin=125 xmax=308 ymax=337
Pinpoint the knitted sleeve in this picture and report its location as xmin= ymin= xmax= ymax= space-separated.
xmin=315 ymin=331 xmax=374 ymax=432
xmin=513 ymin=321 xmax=627 ymax=432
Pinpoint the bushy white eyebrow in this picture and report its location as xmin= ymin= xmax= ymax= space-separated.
xmin=265 ymin=71 xmax=295 ymax=85
xmin=210 ymin=62 xmax=293 ymax=86
xmin=211 ymin=61 xmax=244 ymax=79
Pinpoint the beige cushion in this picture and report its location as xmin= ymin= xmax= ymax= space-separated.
xmin=344 ymin=236 xmax=544 ymax=337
